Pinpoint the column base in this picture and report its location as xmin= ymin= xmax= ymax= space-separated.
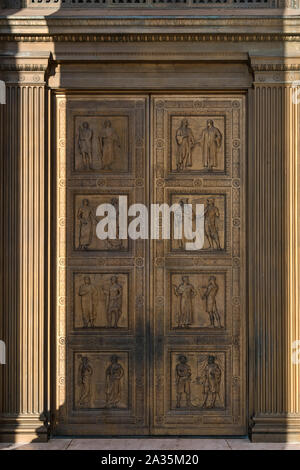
xmin=250 ymin=416 xmax=300 ymax=443
xmin=0 ymin=415 xmax=49 ymax=443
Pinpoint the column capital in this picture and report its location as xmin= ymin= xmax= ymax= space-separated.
xmin=249 ymin=55 xmax=300 ymax=85
xmin=0 ymin=52 xmax=51 ymax=85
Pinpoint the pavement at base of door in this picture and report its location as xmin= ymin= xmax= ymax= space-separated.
xmin=1 ymin=438 xmax=300 ymax=451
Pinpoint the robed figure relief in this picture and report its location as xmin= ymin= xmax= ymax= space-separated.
xmin=174 ymin=199 xmax=196 ymax=251
xmin=173 ymin=276 xmax=196 ymax=328
xmin=175 ymin=355 xmax=192 ymax=408
xmin=200 ymin=355 xmax=222 ymax=409
xmin=201 ymin=276 xmax=221 ymax=328
xmin=106 ymin=197 xmax=123 ymax=250
xmin=105 ymin=356 xmax=124 ymax=408
xmin=98 ymin=120 xmax=121 ymax=170
xmin=175 ymin=119 xmax=195 ymax=171
xmin=204 ymin=198 xmax=221 ymax=250
xmin=78 ymin=122 xmax=93 ymax=170
xmin=200 ymin=120 xmax=222 ymax=170
xmin=102 ymin=276 xmax=123 ymax=328
xmin=77 ymin=199 xmax=96 ymax=250
xmin=78 ymin=356 xmax=93 ymax=407
xmin=78 ymin=276 xmax=98 ymax=328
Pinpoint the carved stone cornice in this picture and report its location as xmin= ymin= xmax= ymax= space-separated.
xmin=2 ymin=18 xmax=300 ymax=27
xmin=249 ymin=56 xmax=300 ymax=84
xmin=1 ymin=16 xmax=300 ymax=29
xmin=0 ymin=64 xmax=48 ymax=72
xmin=1 ymin=12 xmax=300 ymax=42
xmin=251 ymin=63 xmax=300 ymax=72
xmin=3 ymin=0 xmax=300 ymax=8
xmin=2 ymin=33 xmax=300 ymax=43
xmin=2 ymin=15 xmax=300 ymax=39
xmin=0 ymin=53 xmax=51 ymax=84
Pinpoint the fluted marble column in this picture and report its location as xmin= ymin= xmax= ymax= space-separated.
xmin=0 ymin=53 xmax=50 ymax=442
xmin=249 ymin=57 xmax=300 ymax=442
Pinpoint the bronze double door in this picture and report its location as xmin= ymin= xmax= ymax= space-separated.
xmin=55 ymin=94 xmax=246 ymax=436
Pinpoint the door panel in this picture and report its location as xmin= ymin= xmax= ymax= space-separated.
xmin=151 ymin=95 xmax=246 ymax=434
xmin=55 ymin=95 xmax=149 ymax=435
xmin=55 ymin=93 xmax=246 ymax=436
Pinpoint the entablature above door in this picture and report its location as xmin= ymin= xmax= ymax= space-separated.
xmin=48 ymin=61 xmax=253 ymax=90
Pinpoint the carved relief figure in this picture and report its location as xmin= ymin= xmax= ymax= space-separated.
xmin=175 ymin=199 xmax=195 ymax=250
xmin=78 ymin=122 xmax=93 ymax=170
xmin=77 ymin=199 xmax=96 ymax=250
xmin=175 ymin=119 xmax=195 ymax=171
xmin=98 ymin=120 xmax=121 ymax=170
xmin=106 ymin=197 xmax=123 ymax=250
xmin=201 ymin=355 xmax=222 ymax=409
xmin=102 ymin=276 xmax=123 ymax=328
xmin=173 ymin=276 xmax=196 ymax=328
xmin=78 ymin=276 xmax=98 ymax=328
xmin=200 ymin=120 xmax=222 ymax=170
xmin=201 ymin=276 xmax=221 ymax=328
xmin=175 ymin=199 xmax=186 ymax=250
xmin=105 ymin=355 xmax=124 ymax=408
xmin=78 ymin=356 xmax=93 ymax=407
xmin=175 ymin=355 xmax=192 ymax=408
xmin=204 ymin=198 xmax=221 ymax=250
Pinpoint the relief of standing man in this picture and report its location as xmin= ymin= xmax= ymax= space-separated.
xmin=175 ymin=119 xmax=195 ymax=171
xmin=200 ymin=119 xmax=222 ymax=170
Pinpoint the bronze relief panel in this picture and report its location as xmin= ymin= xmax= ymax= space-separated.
xmin=75 ymin=116 xmax=129 ymax=173
xmin=67 ymin=98 xmax=143 ymax=178
xmin=169 ymin=192 xmax=228 ymax=253
xmin=56 ymin=95 xmax=148 ymax=435
xmin=169 ymin=270 xmax=228 ymax=330
xmin=152 ymin=95 xmax=246 ymax=435
xmin=73 ymin=194 xmax=130 ymax=252
xmin=73 ymin=272 xmax=130 ymax=330
xmin=171 ymin=352 xmax=226 ymax=410
xmin=74 ymin=352 xmax=129 ymax=410
xmin=56 ymin=94 xmax=245 ymax=436
xmin=171 ymin=116 xmax=226 ymax=173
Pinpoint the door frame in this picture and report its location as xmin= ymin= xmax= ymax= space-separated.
xmin=50 ymin=87 xmax=250 ymax=437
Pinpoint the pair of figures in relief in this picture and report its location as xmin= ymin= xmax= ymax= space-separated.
xmin=78 ymin=355 xmax=124 ymax=408
xmin=177 ymin=197 xmax=222 ymax=251
xmin=78 ymin=275 xmax=123 ymax=329
xmin=175 ymin=355 xmax=222 ymax=410
xmin=78 ymin=120 xmax=121 ymax=171
xmin=175 ymin=119 xmax=222 ymax=171
xmin=173 ymin=275 xmax=221 ymax=329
